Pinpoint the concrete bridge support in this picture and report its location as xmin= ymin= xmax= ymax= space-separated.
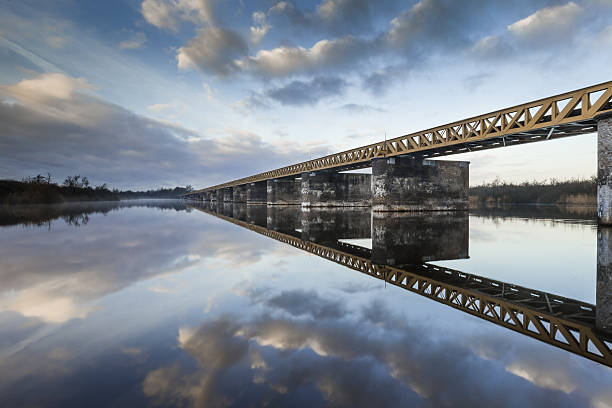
xmin=598 ymin=114 xmax=612 ymax=225
xmin=371 ymin=157 xmax=469 ymax=212
xmin=247 ymin=181 xmax=267 ymax=205
xmin=221 ymin=187 xmax=233 ymax=202
xmin=233 ymin=184 xmax=247 ymax=203
xmin=267 ymin=177 xmax=301 ymax=205
xmin=209 ymin=190 xmax=217 ymax=202
xmin=371 ymin=212 xmax=469 ymax=265
xmin=301 ymin=171 xmax=371 ymax=207
xmin=597 ymin=226 xmax=612 ymax=331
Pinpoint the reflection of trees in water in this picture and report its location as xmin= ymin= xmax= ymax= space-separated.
xmin=61 ymin=213 xmax=90 ymax=227
xmin=470 ymin=203 xmax=596 ymax=225
xmin=0 ymin=200 xmax=188 ymax=228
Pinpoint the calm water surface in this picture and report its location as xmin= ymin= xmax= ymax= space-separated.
xmin=0 ymin=200 xmax=611 ymax=407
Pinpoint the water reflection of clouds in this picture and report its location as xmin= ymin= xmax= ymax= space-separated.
xmin=2 ymin=204 xmax=611 ymax=407
xmin=0 ymin=205 xmax=292 ymax=324
xmin=143 ymin=284 xmax=612 ymax=408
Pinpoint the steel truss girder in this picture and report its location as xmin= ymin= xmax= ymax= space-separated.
xmin=186 ymin=81 xmax=612 ymax=196
xmin=193 ymin=205 xmax=612 ymax=367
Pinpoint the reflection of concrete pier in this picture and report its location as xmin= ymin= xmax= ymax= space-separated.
xmin=224 ymin=204 xmax=469 ymax=264
xmin=300 ymin=208 xmax=370 ymax=244
xmin=372 ymin=212 xmax=469 ymax=265
xmin=246 ymin=204 xmax=267 ymax=227
xmin=598 ymin=227 xmax=612 ymax=331
xmin=266 ymin=206 xmax=301 ymax=234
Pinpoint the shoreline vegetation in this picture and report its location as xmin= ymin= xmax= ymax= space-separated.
xmin=468 ymin=177 xmax=596 ymax=207
xmin=1 ymin=174 xmax=598 ymax=207
xmin=0 ymin=174 xmax=193 ymax=205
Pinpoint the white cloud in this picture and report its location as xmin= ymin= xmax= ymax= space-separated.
xmin=470 ymin=35 xmax=512 ymax=59
xmin=599 ymin=25 xmax=612 ymax=45
xmin=45 ymin=35 xmax=68 ymax=49
xmin=177 ymin=27 xmax=248 ymax=75
xmin=252 ymin=10 xmax=266 ymax=25
xmin=119 ymin=32 xmax=146 ymax=50
xmin=140 ymin=0 xmax=215 ymax=30
xmin=202 ymin=82 xmax=216 ymax=99
xmin=250 ymin=12 xmax=271 ymax=45
xmin=147 ymin=102 xmax=174 ymax=112
xmin=508 ymin=2 xmax=582 ymax=40
xmin=141 ymin=0 xmax=180 ymax=30
xmin=237 ymin=36 xmax=364 ymax=77
xmin=250 ymin=24 xmax=270 ymax=45
xmin=506 ymin=361 xmax=576 ymax=394
xmin=3 ymin=72 xmax=95 ymax=103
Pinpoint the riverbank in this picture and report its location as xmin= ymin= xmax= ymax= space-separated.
xmin=0 ymin=180 xmax=118 ymax=205
xmin=469 ymin=178 xmax=596 ymax=206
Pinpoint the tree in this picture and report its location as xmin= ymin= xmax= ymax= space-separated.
xmin=63 ymin=175 xmax=84 ymax=188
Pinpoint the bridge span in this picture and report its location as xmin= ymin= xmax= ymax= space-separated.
xmin=184 ymin=81 xmax=612 ymax=221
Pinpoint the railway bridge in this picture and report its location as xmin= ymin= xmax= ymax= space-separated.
xmin=183 ymin=81 xmax=612 ymax=222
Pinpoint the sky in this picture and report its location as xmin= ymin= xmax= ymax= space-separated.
xmin=0 ymin=0 xmax=611 ymax=190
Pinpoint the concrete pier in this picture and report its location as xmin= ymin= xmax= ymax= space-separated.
xmin=301 ymin=171 xmax=371 ymax=207
xmin=598 ymin=114 xmax=612 ymax=225
xmin=267 ymin=177 xmax=301 ymax=205
xmin=233 ymin=185 xmax=247 ymax=203
xmin=371 ymin=212 xmax=469 ymax=265
xmin=221 ymin=187 xmax=233 ymax=202
xmin=371 ymin=157 xmax=469 ymax=212
xmin=209 ymin=190 xmax=217 ymax=202
xmin=247 ymin=181 xmax=267 ymax=204
xmin=597 ymin=226 xmax=612 ymax=331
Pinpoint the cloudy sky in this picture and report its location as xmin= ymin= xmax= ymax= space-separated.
xmin=1 ymin=0 xmax=611 ymax=189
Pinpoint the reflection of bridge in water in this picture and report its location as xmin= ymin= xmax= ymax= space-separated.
xmin=192 ymin=202 xmax=612 ymax=367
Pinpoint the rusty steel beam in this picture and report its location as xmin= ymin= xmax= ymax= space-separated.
xmin=185 ymin=81 xmax=612 ymax=197
xmin=192 ymin=204 xmax=612 ymax=367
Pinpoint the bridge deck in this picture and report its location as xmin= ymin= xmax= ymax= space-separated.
xmin=187 ymin=81 xmax=612 ymax=195
xmin=192 ymin=204 xmax=612 ymax=367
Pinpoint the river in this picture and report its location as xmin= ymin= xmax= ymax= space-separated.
xmin=0 ymin=200 xmax=610 ymax=407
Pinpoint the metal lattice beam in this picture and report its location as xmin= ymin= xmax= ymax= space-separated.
xmin=193 ymin=205 xmax=612 ymax=367
xmin=186 ymin=81 xmax=612 ymax=196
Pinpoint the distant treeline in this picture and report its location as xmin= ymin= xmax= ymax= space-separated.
xmin=0 ymin=174 xmax=193 ymax=205
xmin=469 ymin=177 xmax=596 ymax=206
xmin=0 ymin=200 xmax=189 ymax=227
xmin=116 ymin=187 xmax=192 ymax=199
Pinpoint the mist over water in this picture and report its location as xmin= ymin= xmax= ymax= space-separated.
xmin=0 ymin=200 xmax=610 ymax=407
